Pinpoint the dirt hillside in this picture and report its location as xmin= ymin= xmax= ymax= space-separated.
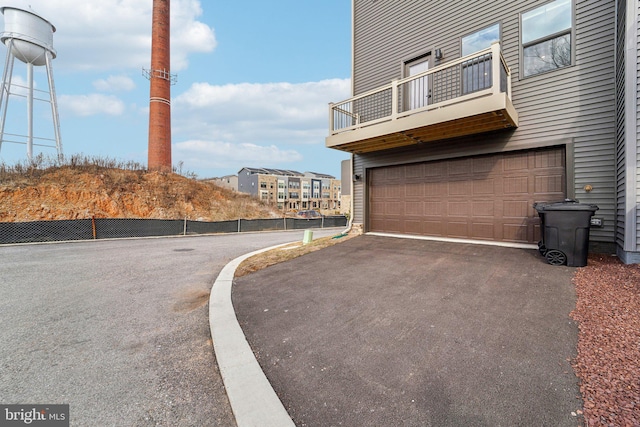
xmin=0 ymin=166 xmax=281 ymax=222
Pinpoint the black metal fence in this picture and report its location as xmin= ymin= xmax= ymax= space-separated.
xmin=0 ymin=216 xmax=348 ymax=245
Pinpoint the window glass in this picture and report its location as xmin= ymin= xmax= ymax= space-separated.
xmin=523 ymin=34 xmax=571 ymax=76
xmin=522 ymin=0 xmax=572 ymax=77
xmin=462 ymin=23 xmax=500 ymax=56
xmin=522 ymin=0 xmax=571 ymax=44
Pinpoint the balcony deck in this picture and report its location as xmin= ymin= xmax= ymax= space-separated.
xmin=326 ymin=43 xmax=518 ymax=154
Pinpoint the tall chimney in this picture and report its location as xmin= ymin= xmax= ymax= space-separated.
xmin=147 ymin=0 xmax=172 ymax=171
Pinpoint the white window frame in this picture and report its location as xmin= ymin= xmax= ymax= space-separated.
xmin=520 ymin=0 xmax=575 ymax=79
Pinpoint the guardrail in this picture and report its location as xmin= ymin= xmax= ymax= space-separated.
xmin=0 ymin=216 xmax=348 ymax=245
xmin=329 ymin=42 xmax=511 ymax=134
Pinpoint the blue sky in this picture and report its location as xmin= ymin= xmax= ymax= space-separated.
xmin=0 ymin=0 xmax=352 ymax=178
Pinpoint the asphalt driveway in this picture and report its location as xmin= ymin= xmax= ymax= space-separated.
xmin=232 ymin=235 xmax=583 ymax=426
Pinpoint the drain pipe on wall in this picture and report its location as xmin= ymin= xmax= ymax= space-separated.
xmin=340 ymin=154 xmax=355 ymax=236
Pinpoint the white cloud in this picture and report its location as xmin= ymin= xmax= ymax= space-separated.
xmin=5 ymin=75 xmax=33 ymax=97
xmin=59 ymin=93 xmax=125 ymax=116
xmin=0 ymin=0 xmax=216 ymax=72
xmin=170 ymin=78 xmax=350 ymax=171
xmin=174 ymin=139 xmax=303 ymax=170
xmin=93 ymin=75 xmax=136 ymax=92
xmin=173 ymin=78 xmax=351 ymax=144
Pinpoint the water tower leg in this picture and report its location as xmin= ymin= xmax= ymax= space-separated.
xmin=26 ymin=62 xmax=33 ymax=161
xmin=45 ymin=52 xmax=62 ymax=160
xmin=0 ymin=40 xmax=15 ymax=154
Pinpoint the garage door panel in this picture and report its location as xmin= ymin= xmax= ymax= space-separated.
xmin=503 ymin=176 xmax=529 ymax=194
xmin=368 ymin=146 xmax=566 ymax=244
xmin=447 ymin=221 xmax=470 ymax=238
xmin=471 ymin=222 xmax=495 ymax=240
xmin=449 ymin=158 xmax=473 ymax=175
xmin=535 ymin=149 xmax=563 ymax=168
xmin=406 ymin=182 xmax=424 ymax=197
xmin=405 ymin=220 xmax=424 ymax=234
xmin=385 ymin=184 xmax=404 ymax=198
xmin=448 ymin=201 xmax=470 ymax=216
xmin=473 ymin=157 xmax=500 ymax=174
xmin=503 ymin=222 xmax=531 ymax=243
xmin=473 ymin=200 xmax=495 ymax=216
xmin=503 ymin=153 xmax=530 ymax=171
xmin=405 ymin=163 xmax=424 ymax=179
xmin=370 ymin=201 xmax=386 ymax=213
xmin=448 ymin=181 xmax=473 ymax=196
xmin=503 ymin=200 xmax=529 ymax=218
xmin=534 ymin=174 xmax=563 ymax=194
xmin=424 ymin=163 xmax=446 ymax=177
xmin=385 ymin=202 xmax=404 ymax=216
xmin=422 ymin=221 xmax=444 ymax=236
xmin=424 ymin=201 xmax=442 ymax=215
xmin=424 ymin=182 xmax=445 ymax=196
xmin=405 ymin=201 xmax=423 ymax=215
xmin=473 ymin=179 xmax=496 ymax=195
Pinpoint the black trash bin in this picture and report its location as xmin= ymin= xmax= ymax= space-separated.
xmin=534 ymin=199 xmax=598 ymax=267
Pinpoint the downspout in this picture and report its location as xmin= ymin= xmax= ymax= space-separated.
xmin=341 ymin=154 xmax=355 ymax=235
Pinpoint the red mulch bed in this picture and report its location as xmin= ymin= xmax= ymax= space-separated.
xmin=571 ymin=254 xmax=640 ymax=426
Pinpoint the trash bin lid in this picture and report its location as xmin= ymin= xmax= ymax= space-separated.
xmin=534 ymin=199 xmax=599 ymax=212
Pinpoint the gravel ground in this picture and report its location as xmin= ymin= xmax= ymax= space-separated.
xmin=571 ymin=254 xmax=640 ymax=426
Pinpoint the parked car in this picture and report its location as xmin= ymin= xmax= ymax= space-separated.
xmin=297 ymin=210 xmax=322 ymax=219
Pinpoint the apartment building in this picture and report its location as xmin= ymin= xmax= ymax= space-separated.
xmin=326 ymin=0 xmax=640 ymax=263
xmin=237 ymin=167 xmax=341 ymax=213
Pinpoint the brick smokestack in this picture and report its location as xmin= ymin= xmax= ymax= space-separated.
xmin=147 ymin=0 xmax=172 ymax=171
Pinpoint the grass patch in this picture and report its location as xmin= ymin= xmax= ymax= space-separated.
xmin=235 ymin=232 xmax=356 ymax=277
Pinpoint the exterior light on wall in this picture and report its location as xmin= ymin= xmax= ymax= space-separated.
xmin=434 ymin=48 xmax=443 ymax=59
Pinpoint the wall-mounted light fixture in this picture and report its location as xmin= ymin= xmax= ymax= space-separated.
xmin=434 ymin=49 xmax=443 ymax=60
xmin=353 ymin=174 xmax=362 ymax=181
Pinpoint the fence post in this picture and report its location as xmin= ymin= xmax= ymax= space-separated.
xmin=183 ymin=216 xmax=187 ymax=236
xmin=284 ymin=217 xmax=287 ymax=231
xmin=238 ymin=218 xmax=241 ymax=233
xmin=329 ymin=102 xmax=334 ymax=134
xmin=391 ymin=79 xmax=399 ymax=120
xmin=91 ymin=216 xmax=97 ymax=239
xmin=322 ymin=215 xmax=325 ymax=228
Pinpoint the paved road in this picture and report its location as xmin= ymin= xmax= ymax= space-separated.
xmin=0 ymin=229 xmax=341 ymax=426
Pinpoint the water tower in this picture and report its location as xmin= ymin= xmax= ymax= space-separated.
xmin=0 ymin=6 xmax=62 ymax=161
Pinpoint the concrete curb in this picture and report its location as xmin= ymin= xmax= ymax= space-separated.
xmin=209 ymin=243 xmax=296 ymax=427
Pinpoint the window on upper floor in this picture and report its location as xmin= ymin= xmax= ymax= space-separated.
xmin=521 ymin=0 xmax=573 ymax=78
xmin=461 ymin=23 xmax=500 ymax=57
xmin=461 ymin=23 xmax=500 ymax=95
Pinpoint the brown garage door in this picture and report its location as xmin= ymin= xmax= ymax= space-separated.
xmin=368 ymin=146 xmax=566 ymax=244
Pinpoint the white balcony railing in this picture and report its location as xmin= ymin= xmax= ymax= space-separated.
xmin=329 ymin=42 xmax=512 ymax=136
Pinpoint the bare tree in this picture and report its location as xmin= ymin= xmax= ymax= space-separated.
xmin=524 ymin=35 xmax=571 ymax=76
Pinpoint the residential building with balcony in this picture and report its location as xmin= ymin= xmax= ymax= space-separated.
xmin=237 ymin=167 xmax=341 ymax=214
xmin=326 ymin=0 xmax=640 ymax=263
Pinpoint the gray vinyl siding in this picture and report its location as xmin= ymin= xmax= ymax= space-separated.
xmin=637 ymin=1 xmax=640 ymax=247
xmin=351 ymin=0 xmax=617 ymax=243
xmin=615 ymin=0 xmax=626 ymax=248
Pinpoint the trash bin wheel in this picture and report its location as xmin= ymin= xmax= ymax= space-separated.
xmin=537 ymin=241 xmax=547 ymax=256
xmin=545 ymin=249 xmax=567 ymax=266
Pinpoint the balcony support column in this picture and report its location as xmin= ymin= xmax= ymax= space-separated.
xmin=391 ymin=79 xmax=399 ymax=121
xmin=329 ymin=102 xmax=335 ymax=133
xmin=491 ymin=42 xmax=501 ymax=96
